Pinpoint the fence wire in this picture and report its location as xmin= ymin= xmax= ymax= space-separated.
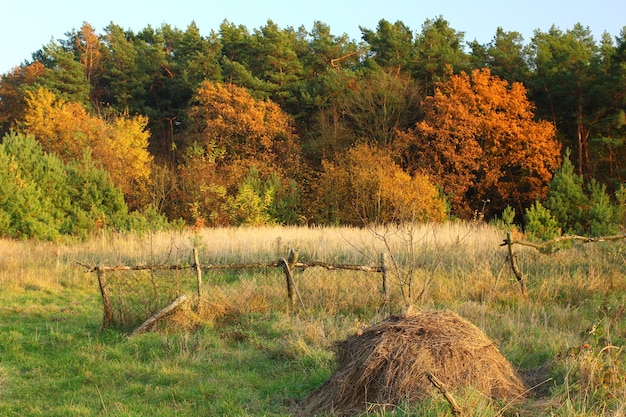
xmin=102 ymin=268 xmax=196 ymax=332
xmin=97 ymin=259 xmax=389 ymax=333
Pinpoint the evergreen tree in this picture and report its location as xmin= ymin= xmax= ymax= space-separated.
xmin=545 ymin=150 xmax=588 ymax=234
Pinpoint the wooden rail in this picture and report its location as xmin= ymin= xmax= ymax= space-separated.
xmin=78 ymin=250 xmax=389 ymax=333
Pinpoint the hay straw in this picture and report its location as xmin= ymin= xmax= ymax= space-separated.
xmin=300 ymin=310 xmax=527 ymax=416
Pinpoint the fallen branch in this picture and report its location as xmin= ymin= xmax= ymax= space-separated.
xmin=130 ymin=295 xmax=188 ymax=336
xmin=426 ymin=371 xmax=463 ymax=416
xmin=500 ymin=233 xmax=626 ymax=251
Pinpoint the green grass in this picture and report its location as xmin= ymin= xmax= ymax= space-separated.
xmin=1 ymin=224 xmax=625 ymax=416
xmin=0 ymin=289 xmax=331 ymax=416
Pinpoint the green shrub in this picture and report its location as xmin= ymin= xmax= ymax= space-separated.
xmin=0 ymin=132 xmax=138 ymax=239
xmin=491 ymin=205 xmax=517 ymax=232
xmin=524 ymin=200 xmax=560 ymax=241
xmin=587 ymin=179 xmax=618 ymax=236
xmin=545 ymin=150 xmax=587 ymax=235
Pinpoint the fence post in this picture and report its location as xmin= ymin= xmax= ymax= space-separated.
xmin=96 ymin=266 xmax=113 ymax=328
xmin=193 ymin=248 xmax=202 ymax=297
xmin=282 ymin=249 xmax=305 ymax=311
xmin=281 ymin=257 xmax=295 ymax=308
xmin=380 ymin=252 xmax=389 ymax=303
xmin=506 ymin=232 xmax=527 ymax=298
xmin=287 ymin=248 xmax=298 ymax=269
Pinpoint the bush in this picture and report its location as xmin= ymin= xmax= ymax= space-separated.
xmin=524 ymin=200 xmax=560 ymax=241
xmin=313 ymin=143 xmax=447 ymax=225
xmin=0 ymin=132 xmax=138 ymax=239
xmin=545 ymin=150 xmax=587 ymax=235
xmin=587 ymin=179 xmax=618 ymax=236
xmin=491 ymin=205 xmax=518 ymax=232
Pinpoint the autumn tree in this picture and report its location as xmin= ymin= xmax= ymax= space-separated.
xmin=17 ymin=87 xmax=152 ymax=209
xmin=179 ymin=81 xmax=302 ymax=225
xmin=19 ymin=87 xmax=97 ymax=160
xmin=0 ymin=62 xmax=46 ymax=136
xmin=312 ymin=142 xmax=446 ymax=225
xmin=397 ymin=68 xmax=561 ymax=217
xmin=72 ymin=22 xmax=104 ymax=86
xmin=186 ymin=81 xmax=300 ymax=176
xmin=169 ymin=141 xmax=230 ymax=226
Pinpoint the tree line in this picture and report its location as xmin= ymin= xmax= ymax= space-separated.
xmin=1 ymin=17 xmax=625 ymax=239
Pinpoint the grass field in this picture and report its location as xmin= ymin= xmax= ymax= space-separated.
xmin=0 ymin=223 xmax=624 ymax=416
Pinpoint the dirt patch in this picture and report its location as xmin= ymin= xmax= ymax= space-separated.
xmin=299 ymin=310 xmax=527 ymax=416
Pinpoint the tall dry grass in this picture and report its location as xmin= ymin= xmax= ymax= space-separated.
xmin=1 ymin=223 xmax=624 ymax=415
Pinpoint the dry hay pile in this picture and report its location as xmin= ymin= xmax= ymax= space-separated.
xmin=300 ymin=310 xmax=527 ymax=416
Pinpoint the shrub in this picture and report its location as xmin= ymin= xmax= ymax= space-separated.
xmin=491 ymin=205 xmax=518 ymax=232
xmin=545 ymin=149 xmax=588 ymax=235
xmin=524 ymin=200 xmax=560 ymax=241
xmin=0 ymin=132 xmax=137 ymax=239
xmin=313 ymin=143 xmax=447 ymax=225
xmin=587 ymin=179 xmax=618 ymax=236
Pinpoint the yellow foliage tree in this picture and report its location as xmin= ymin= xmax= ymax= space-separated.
xmin=93 ymin=114 xmax=152 ymax=203
xmin=20 ymin=87 xmax=97 ymax=160
xmin=18 ymin=87 xmax=152 ymax=208
xmin=314 ymin=143 xmax=446 ymax=225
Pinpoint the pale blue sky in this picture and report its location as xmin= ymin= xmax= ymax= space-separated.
xmin=1 ymin=0 xmax=624 ymax=74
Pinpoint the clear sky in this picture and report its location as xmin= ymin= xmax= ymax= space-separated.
xmin=1 ymin=0 xmax=624 ymax=74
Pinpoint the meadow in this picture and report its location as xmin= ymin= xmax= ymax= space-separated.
xmin=0 ymin=223 xmax=624 ymax=416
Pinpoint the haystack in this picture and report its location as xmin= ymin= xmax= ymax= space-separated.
xmin=300 ymin=310 xmax=527 ymax=416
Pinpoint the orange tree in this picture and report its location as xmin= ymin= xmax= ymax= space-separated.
xmin=177 ymin=81 xmax=302 ymax=225
xmin=0 ymin=62 xmax=46 ymax=136
xmin=396 ymin=68 xmax=561 ymax=218
xmin=187 ymin=81 xmax=300 ymax=170
xmin=312 ymin=142 xmax=446 ymax=225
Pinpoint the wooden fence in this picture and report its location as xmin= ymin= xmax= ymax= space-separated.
xmin=501 ymin=231 xmax=626 ymax=298
xmin=81 ymin=231 xmax=626 ymax=334
xmin=79 ymin=249 xmax=389 ymax=334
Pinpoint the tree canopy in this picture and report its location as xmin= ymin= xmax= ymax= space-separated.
xmin=1 ymin=17 xmax=625 ymax=236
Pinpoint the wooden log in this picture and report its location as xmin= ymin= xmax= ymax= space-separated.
xmin=281 ymin=257 xmax=295 ymax=308
xmin=287 ymin=248 xmax=298 ymax=270
xmin=281 ymin=256 xmax=306 ymax=311
xmin=78 ymin=260 xmax=383 ymax=273
xmin=130 ymin=295 xmax=188 ymax=336
xmin=501 ymin=233 xmax=626 ymax=251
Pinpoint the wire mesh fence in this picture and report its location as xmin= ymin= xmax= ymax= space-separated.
xmin=96 ymin=266 xmax=197 ymax=333
xmin=91 ymin=251 xmax=389 ymax=333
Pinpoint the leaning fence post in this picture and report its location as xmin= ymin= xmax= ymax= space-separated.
xmin=96 ymin=266 xmax=113 ymax=328
xmin=281 ymin=257 xmax=295 ymax=308
xmin=193 ymin=248 xmax=202 ymax=297
xmin=380 ymin=252 xmax=389 ymax=303
xmin=506 ymin=232 xmax=527 ymax=298
xmin=282 ymin=249 xmax=305 ymax=311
